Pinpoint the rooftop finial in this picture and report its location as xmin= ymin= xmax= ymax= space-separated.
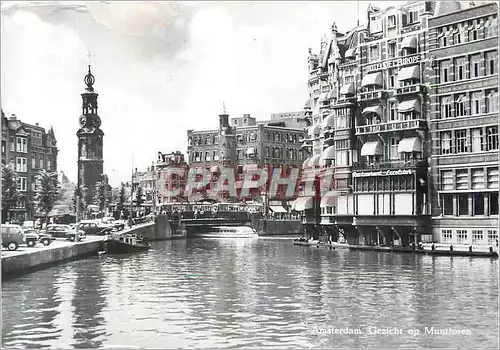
xmin=84 ymin=65 xmax=95 ymax=92
xmin=331 ymin=21 xmax=337 ymax=33
xmin=222 ymin=101 xmax=226 ymax=114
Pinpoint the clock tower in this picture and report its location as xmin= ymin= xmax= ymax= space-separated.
xmin=77 ymin=65 xmax=104 ymax=206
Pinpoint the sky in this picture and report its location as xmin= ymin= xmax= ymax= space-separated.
xmin=1 ymin=1 xmax=402 ymax=187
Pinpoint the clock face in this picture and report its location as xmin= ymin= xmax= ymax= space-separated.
xmin=93 ymin=116 xmax=101 ymax=128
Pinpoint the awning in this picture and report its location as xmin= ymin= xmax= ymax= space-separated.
xmin=361 ymin=140 xmax=383 ymax=156
xmin=398 ymin=99 xmax=420 ymax=113
xmin=345 ymin=48 xmax=356 ymax=59
xmin=246 ymin=147 xmax=255 ymax=155
xmin=321 ymin=113 xmax=335 ymax=129
xmin=398 ymin=65 xmax=420 ymax=81
xmin=398 ymin=137 xmax=422 ymax=153
xmin=401 ymin=35 xmax=417 ymax=50
xmin=309 ymin=154 xmax=321 ymax=167
xmin=269 ymin=205 xmax=287 ymax=213
xmin=361 ymin=72 xmax=383 ymax=88
xmin=362 ymin=105 xmax=382 ymax=116
xmin=326 ymin=89 xmax=336 ymax=100
xmin=320 ymin=191 xmax=340 ymax=208
xmin=293 ymin=197 xmax=314 ymax=211
xmin=302 ymin=157 xmax=311 ymax=167
xmin=321 ymin=145 xmax=335 ymax=160
xmin=340 ymin=83 xmax=355 ymax=96
xmin=318 ymin=92 xmax=329 ymax=102
xmin=304 ymin=99 xmax=311 ymax=109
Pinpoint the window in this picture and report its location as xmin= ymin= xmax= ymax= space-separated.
xmin=487 ymin=230 xmax=498 ymax=245
xmin=487 ymin=90 xmax=499 ymax=113
xmin=472 ymin=168 xmax=485 ymax=189
xmin=469 ymin=28 xmax=478 ymax=41
xmin=454 ymin=57 xmax=466 ymax=80
xmin=388 ymin=69 xmax=397 ymax=88
xmin=456 ymin=170 xmax=468 ymax=190
xmin=16 ymin=177 xmax=27 ymax=191
xmin=471 ymin=91 xmax=482 ymax=115
xmin=389 ymin=101 xmax=397 ymax=121
xmin=441 ymin=170 xmax=453 ymax=190
xmin=487 ymin=167 xmax=499 ymax=189
xmin=486 ymin=51 xmax=498 ymax=75
xmin=16 ymin=137 xmax=27 ymax=153
xmin=369 ymin=45 xmax=380 ymax=62
xmin=408 ymin=9 xmax=419 ymax=24
xmin=205 ymin=152 xmax=211 ymax=161
xmin=455 ymin=95 xmax=467 ymax=116
xmin=335 ymin=150 xmax=348 ymax=166
xmin=458 ymin=194 xmax=468 ymax=215
xmin=39 ymin=155 xmax=44 ymax=169
xmin=47 ymin=159 xmax=51 ymax=171
xmin=453 ymin=28 xmax=462 ymax=45
xmin=473 ymin=193 xmax=485 ymax=215
xmin=472 ymin=230 xmax=484 ymax=244
xmin=441 ymin=194 xmax=453 ymax=215
xmin=471 ymin=128 xmax=484 ymax=152
xmin=442 ymin=229 xmax=453 ymax=243
xmin=388 ymin=41 xmax=396 ymax=58
xmin=213 ymin=151 xmax=219 ymax=161
xmin=16 ymin=157 xmax=27 ymax=172
xmin=440 ymin=61 xmax=450 ymax=83
xmin=441 ymin=96 xmax=452 ymax=118
xmin=31 ymin=155 xmax=37 ymax=169
xmin=470 ymin=54 xmax=481 ymax=78
xmin=489 ymin=192 xmax=499 ymax=215
xmin=387 ymin=15 xmax=396 ymax=28
xmin=455 ymin=129 xmax=468 ymax=153
xmin=388 ymin=137 xmax=398 ymax=160
xmin=457 ymin=230 xmax=468 ymax=244
xmin=441 ymin=131 xmax=452 ymax=154
xmin=487 ymin=126 xmax=498 ymax=150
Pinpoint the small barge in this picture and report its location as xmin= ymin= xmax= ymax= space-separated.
xmin=106 ymin=233 xmax=151 ymax=254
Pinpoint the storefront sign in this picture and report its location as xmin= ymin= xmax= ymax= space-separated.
xmin=364 ymin=54 xmax=422 ymax=73
xmin=353 ymin=169 xmax=414 ymax=178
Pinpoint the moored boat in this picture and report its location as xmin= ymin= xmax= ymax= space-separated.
xmin=105 ymin=233 xmax=151 ymax=254
xmin=293 ymin=237 xmax=310 ymax=246
xmin=331 ymin=241 xmax=350 ymax=249
xmin=194 ymin=225 xmax=258 ymax=238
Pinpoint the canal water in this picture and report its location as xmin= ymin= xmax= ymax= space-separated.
xmin=2 ymin=238 xmax=498 ymax=349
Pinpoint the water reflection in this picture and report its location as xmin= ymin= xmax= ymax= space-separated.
xmin=2 ymin=238 xmax=498 ymax=349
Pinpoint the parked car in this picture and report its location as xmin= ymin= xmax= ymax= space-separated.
xmin=78 ymin=221 xmax=111 ymax=236
xmin=100 ymin=217 xmax=125 ymax=231
xmin=44 ymin=224 xmax=86 ymax=242
xmin=23 ymin=229 xmax=53 ymax=247
xmin=2 ymin=224 xmax=25 ymax=251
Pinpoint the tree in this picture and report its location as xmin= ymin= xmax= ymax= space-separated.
xmin=1 ymin=163 xmax=20 ymax=223
xmin=33 ymin=169 xmax=60 ymax=224
xmin=93 ymin=181 xmax=108 ymax=213
xmin=72 ymin=185 xmax=88 ymax=219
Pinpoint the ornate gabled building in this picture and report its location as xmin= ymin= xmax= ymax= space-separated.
xmin=1 ymin=110 xmax=58 ymax=222
xmin=77 ymin=65 xmax=105 ymax=206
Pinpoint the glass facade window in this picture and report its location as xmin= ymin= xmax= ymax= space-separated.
xmin=472 ymin=230 xmax=484 ymax=244
xmin=441 ymin=194 xmax=453 ymax=215
xmin=458 ymin=194 xmax=468 ymax=215
xmin=487 ymin=126 xmax=499 ymax=150
xmin=441 ymin=131 xmax=452 ymax=154
xmin=455 ymin=129 xmax=468 ymax=153
xmin=441 ymin=170 xmax=453 ymax=190
xmin=471 ymin=168 xmax=485 ymax=189
xmin=471 ymin=128 xmax=484 ymax=152
xmin=455 ymin=170 xmax=468 ymax=190
xmin=457 ymin=229 xmax=468 ymax=243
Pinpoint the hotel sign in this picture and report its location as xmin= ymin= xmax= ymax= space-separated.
xmin=353 ymin=169 xmax=414 ymax=178
xmin=364 ymin=54 xmax=422 ymax=73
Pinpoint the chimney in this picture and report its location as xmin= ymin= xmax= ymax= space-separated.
xmin=10 ymin=114 xmax=16 ymax=120
xmin=35 ymin=122 xmax=39 ymax=126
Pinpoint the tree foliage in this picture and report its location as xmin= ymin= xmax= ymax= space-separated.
xmin=1 ymin=163 xmax=19 ymax=223
xmin=72 ymin=185 xmax=88 ymax=218
xmin=93 ymin=181 xmax=110 ymax=212
xmin=34 ymin=169 xmax=60 ymax=221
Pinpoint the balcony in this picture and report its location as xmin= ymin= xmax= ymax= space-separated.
xmin=352 ymin=158 xmax=427 ymax=170
xmin=356 ymin=119 xmax=427 ymax=135
xmin=358 ymin=90 xmax=385 ymax=102
xmin=395 ymin=84 xmax=425 ymax=96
